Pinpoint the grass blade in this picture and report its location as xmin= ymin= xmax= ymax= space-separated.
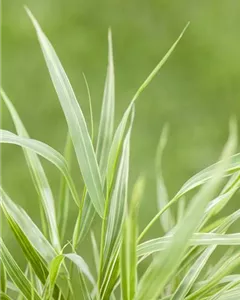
xmin=26 ymin=8 xmax=105 ymax=218
xmin=64 ymin=253 xmax=95 ymax=285
xmin=0 ymin=292 xmax=14 ymax=300
xmin=106 ymin=23 xmax=189 ymax=189
xmin=138 ymin=233 xmax=240 ymax=257
xmin=155 ymin=124 xmax=174 ymax=232
xmin=58 ymin=133 xmax=72 ymax=242
xmin=100 ymin=121 xmax=133 ymax=297
xmin=136 ymin=122 xmax=237 ymax=300
xmin=0 ymin=187 xmax=56 ymax=263
xmin=96 ymin=28 xmax=115 ymax=177
xmin=120 ymin=177 xmax=145 ymax=300
xmin=186 ymin=252 xmax=240 ymax=299
xmin=1 ymin=260 xmax=7 ymax=293
xmin=91 ymin=232 xmax=100 ymax=274
xmin=138 ymin=152 xmax=240 ymax=241
xmin=43 ymin=254 xmax=64 ymax=300
xmin=0 ymin=129 xmax=79 ymax=207
xmin=78 ymin=29 xmax=115 ymax=242
xmin=0 ymin=239 xmax=41 ymax=300
xmin=1 ymin=201 xmax=49 ymax=284
xmin=1 ymin=89 xmax=60 ymax=250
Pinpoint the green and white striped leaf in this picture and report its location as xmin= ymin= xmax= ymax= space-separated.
xmin=186 ymin=252 xmax=240 ymax=299
xmin=0 ymin=129 xmax=79 ymax=207
xmin=43 ymin=254 xmax=64 ymax=300
xmin=120 ymin=177 xmax=145 ymax=300
xmin=137 ymin=233 xmax=240 ymax=257
xmin=1 ymin=89 xmax=60 ymax=250
xmin=26 ymin=8 xmax=105 ymax=218
xmin=0 ymin=260 xmax=7 ymax=293
xmin=135 ymin=123 xmax=237 ymax=300
xmin=78 ymin=29 xmax=115 ymax=243
xmin=106 ymin=23 xmax=189 ymax=189
xmin=0 ymin=239 xmax=41 ymax=300
xmin=156 ymin=124 xmax=174 ymax=232
xmin=58 ymin=133 xmax=72 ymax=242
xmin=64 ymin=253 xmax=95 ymax=285
xmin=138 ymin=152 xmax=240 ymax=241
xmin=100 ymin=115 xmax=134 ymax=299
xmin=0 ymin=187 xmax=56 ymax=263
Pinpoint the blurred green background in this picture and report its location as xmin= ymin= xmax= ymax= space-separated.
xmin=2 ymin=0 xmax=240 ymax=268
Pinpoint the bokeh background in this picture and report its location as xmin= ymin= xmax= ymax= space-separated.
xmin=2 ymin=0 xmax=240 ymax=270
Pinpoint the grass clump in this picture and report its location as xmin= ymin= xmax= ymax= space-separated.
xmin=1 ymin=8 xmax=240 ymax=300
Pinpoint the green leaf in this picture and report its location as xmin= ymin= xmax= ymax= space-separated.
xmin=0 ymin=187 xmax=56 ymax=263
xmin=106 ymin=23 xmax=189 ymax=189
xmin=135 ymin=122 xmax=237 ymax=300
xmin=138 ymin=152 xmax=240 ymax=241
xmin=0 ymin=129 xmax=79 ymax=207
xmin=26 ymin=8 xmax=105 ymax=218
xmin=155 ymin=124 xmax=174 ymax=232
xmin=64 ymin=253 xmax=95 ymax=285
xmin=217 ymin=287 xmax=240 ymax=300
xmin=1 ymin=200 xmax=49 ymax=284
xmin=91 ymin=232 xmax=100 ymax=274
xmin=171 ymin=245 xmax=216 ymax=300
xmin=58 ymin=133 xmax=73 ymax=242
xmin=43 ymin=255 xmax=64 ymax=300
xmin=100 ymin=118 xmax=133 ymax=298
xmin=78 ymin=29 xmax=115 ymax=243
xmin=0 ymin=292 xmax=14 ymax=300
xmin=96 ymin=29 xmax=115 ymax=177
xmin=137 ymin=233 xmax=240 ymax=257
xmin=1 ymin=260 xmax=7 ymax=293
xmin=82 ymin=73 xmax=94 ymax=141
xmin=186 ymin=252 xmax=240 ymax=299
xmin=1 ymin=89 xmax=60 ymax=250
xmin=120 ymin=177 xmax=145 ymax=300
xmin=0 ymin=239 xmax=41 ymax=300
xmin=0 ymin=188 xmax=66 ymax=299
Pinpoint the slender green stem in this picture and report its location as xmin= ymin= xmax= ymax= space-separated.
xmin=137 ymin=196 xmax=177 ymax=242
xmin=98 ymin=189 xmax=111 ymax=293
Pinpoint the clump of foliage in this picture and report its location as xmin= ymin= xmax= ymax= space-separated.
xmin=1 ymin=8 xmax=240 ymax=300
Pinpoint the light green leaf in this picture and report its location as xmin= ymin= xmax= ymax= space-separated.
xmin=43 ymin=255 xmax=64 ymax=300
xmin=26 ymin=8 xmax=105 ymax=218
xmin=217 ymin=287 xmax=240 ymax=300
xmin=186 ymin=252 xmax=240 ymax=299
xmin=137 ymin=233 xmax=240 ymax=257
xmin=0 ymin=292 xmax=14 ymax=300
xmin=1 ymin=200 xmax=49 ymax=284
xmin=64 ymin=253 xmax=95 ymax=285
xmin=0 ymin=239 xmax=41 ymax=300
xmin=0 ymin=189 xmax=65 ymax=299
xmin=78 ymin=29 xmax=115 ymax=243
xmin=1 ymin=89 xmax=60 ymax=250
xmin=138 ymin=152 xmax=240 ymax=241
xmin=1 ymin=260 xmax=7 ymax=293
xmin=0 ymin=187 xmax=56 ymax=263
xmin=96 ymin=28 xmax=115 ymax=177
xmin=106 ymin=23 xmax=189 ymax=189
xmin=136 ymin=122 xmax=237 ymax=300
xmin=156 ymin=124 xmax=174 ymax=232
xmin=58 ymin=133 xmax=72 ymax=242
xmin=120 ymin=177 xmax=145 ymax=300
xmin=91 ymin=232 xmax=100 ymax=274
xmin=100 ymin=120 xmax=133 ymax=298
xmin=0 ymin=129 xmax=79 ymax=207
xmin=171 ymin=245 xmax=216 ymax=300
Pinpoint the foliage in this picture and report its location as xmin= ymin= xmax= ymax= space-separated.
xmin=1 ymin=9 xmax=240 ymax=300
